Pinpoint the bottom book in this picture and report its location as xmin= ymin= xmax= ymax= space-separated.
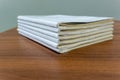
xmin=18 ymin=29 xmax=113 ymax=53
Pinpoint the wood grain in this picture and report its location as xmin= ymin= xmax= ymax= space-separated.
xmin=0 ymin=21 xmax=120 ymax=80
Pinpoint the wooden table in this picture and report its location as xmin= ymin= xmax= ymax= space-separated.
xmin=0 ymin=21 xmax=120 ymax=80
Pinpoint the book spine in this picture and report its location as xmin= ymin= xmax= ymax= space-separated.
xmin=18 ymin=20 xmax=59 ymax=32
xmin=18 ymin=30 xmax=60 ymax=53
xmin=17 ymin=29 xmax=59 ymax=49
xmin=18 ymin=25 xmax=59 ymax=43
xmin=18 ymin=23 xmax=59 ymax=38
xmin=18 ymin=16 xmax=58 ymax=27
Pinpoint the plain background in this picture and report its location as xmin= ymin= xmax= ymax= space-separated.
xmin=0 ymin=0 xmax=119 ymax=32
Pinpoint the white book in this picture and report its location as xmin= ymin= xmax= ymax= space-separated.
xmin=59 ymin=25 xmax=113 ymax=35
xmin=18 ymin=23 xmax=58 ymax=38
xmin=17 ymin=15 xmax=114 ymax=53
xmin=61 ymin=37 xmax=113 ymax=53
xmin=18 ymin=25 xmax=59 ymax=43
xmin=18 ymin=20 xmax=59 ymax=32
xmin=59 ymin=34 xmax=113 ymax=49
xmin=18 ymin=22 xmax=113 ymax=38
xmin=18 ymin=29 xmax=58 ymax=48
xmin=18 ymin=25 xmax=113 ymax=45
xmin=18 ymin=19 xmax=113 ymax=30
xmin=18 ymin=15 xmax=113 ymax=27
xmin=18 ymin=29 xmax=113 ymax=53
xmin=18 ymin=26 xmax=113 ymax=48
xmin=60 ymin=28 xmax=113 ymax=40
xmin=18 ymin=22 xmax=113 ymax=40
xmin=18 ymin=30 xmax=60 ymax=52
xmin=59 ymin=31 xmax=113 ymax=45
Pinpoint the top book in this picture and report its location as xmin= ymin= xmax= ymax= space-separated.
xmin=18 ymin=15 xmax=113 ymax=27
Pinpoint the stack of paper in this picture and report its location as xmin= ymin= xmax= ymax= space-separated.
xmin=17 ymin=15 xmax=114 ymax=53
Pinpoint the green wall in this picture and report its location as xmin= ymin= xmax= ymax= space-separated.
xmin=0 ymin=0 xmax=119 ymax=32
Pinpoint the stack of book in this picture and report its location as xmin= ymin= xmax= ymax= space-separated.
xmin=17 ymin=15 xmax=114 ymax=53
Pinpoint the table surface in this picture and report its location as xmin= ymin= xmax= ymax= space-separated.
xmin=0 ymin=21 xmax=120 ymax=80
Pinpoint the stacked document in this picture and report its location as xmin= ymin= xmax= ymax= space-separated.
xmin=17 ymin=15 xmax=114 ymax=53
